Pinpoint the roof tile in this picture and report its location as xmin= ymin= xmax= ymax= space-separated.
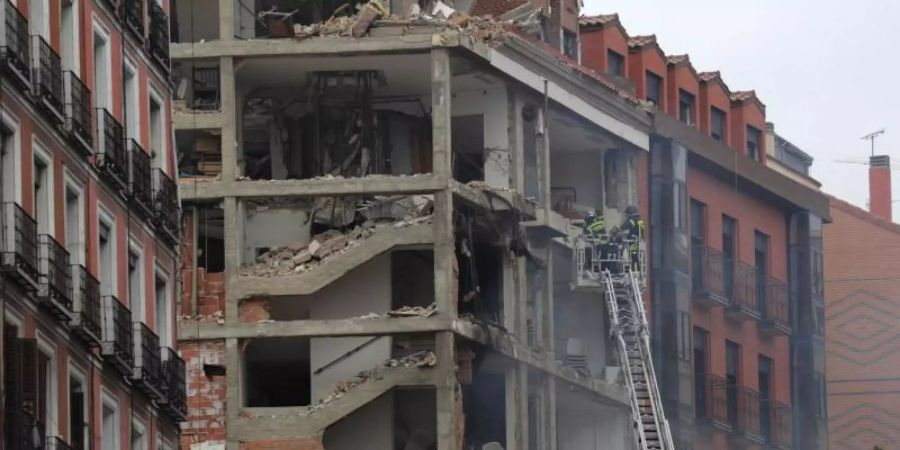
xmin=579 ymin=13 xmax=619 ymax=26
xmin=667 ymin=54 xmax=689 ymax=65
xmin=628 ymin=34 xmax=656 ymax=48
xmin=698 ymin=71 xmax=721 ymax=82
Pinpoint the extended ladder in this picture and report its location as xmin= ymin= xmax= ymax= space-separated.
xmin=603 ymin=270 xmax=674 ymax=450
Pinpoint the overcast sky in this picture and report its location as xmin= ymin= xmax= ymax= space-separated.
xmin=582 ymin=0 xmax=900 ymax=215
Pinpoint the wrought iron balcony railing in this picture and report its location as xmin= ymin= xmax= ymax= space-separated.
xmin=152 ymin=169 xmax=179 ymax=241
xmin=732 ymin=385 xmax=764 ymax=444
xmin=725 ymin=261 xmax=761 ymax=321
xmin=30 ymin=34 xmax=63 ymax=123
xmin=160 ymin=346 xmax=187 ymax=421
xmin=128 ymin=139 xmax=153 ymax=217
xmin=767 ymin=399 xmax=793 ymax=450
xmin=761 ymin=277 xmax=791 ymax=335
xmin=101 ymin=295 xmax=134 ymax=376
xmin=95 ymin=108 xmax=128 ymax=193
xmin=1 ymin=0 xmax=31 ymax=89
xmin=37 ymin=234 xmax=73 ymax=320
xmin=148 ymin=2 xmax=169 ymax=69
xmin=133 ymin=322 xmax=163 ymax=398
xmin=64 ymin=71 xmax=93 ymax=154
xmin=696 ymin=373 xmax=731 ymax=429
xmin=691 ymin=246 xmax=730 ymax=307
xmin=70 ymin=264 xmax=102 ymax=346
xmin=0 ymin=202 xmax=39 ymax=289
xmin=120 ymin=0 xmax=144 ymax=39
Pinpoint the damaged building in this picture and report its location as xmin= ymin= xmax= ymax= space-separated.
xmin=172 ymin=2 xmax=652 ymax=450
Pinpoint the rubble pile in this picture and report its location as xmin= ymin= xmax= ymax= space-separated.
xmin=386 ymin=351 xmax=437 ymax=368
xmin=386 ymin=304 xmax=438 ymax=318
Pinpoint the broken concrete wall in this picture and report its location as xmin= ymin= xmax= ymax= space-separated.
xmin=550 ymin=150 xmax=605 ymax=217
xmin=180 ymin=340 xmax=227 ymax=448
xmin=310 ymin=254 xmax=393 ymax=400
xmin=452 ymin=87 xmax=511 ymax=189
xmin=242 ymin=203 xmax=312 ymax=264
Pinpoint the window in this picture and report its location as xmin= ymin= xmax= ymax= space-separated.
xmin=677 ymin=311 xmax=691 ymax=361
xmin=98 ymin=214 xmax=116 ymax=295
xmin=645 ymin=71 xmax=662 ymax=106
xmin=69 ymin=372 xmax=89 ymax=450
xmin=92 ymin=26 xmax=111 ymax=110
xmin=725 ymin=340 xmax=741 ymax=425
xmin=60 ymin=0 xmax=79 ymax=73
xmin=123 ymin=60 xmax=139 ymax=140
xmin=36 ymin=348 xmax=52 ymax=431
xmin=27 ymin=0 xmax=49 ymax=39
xmin=711 ymin=107 xmax=727 ymax=142
xmin=690 ymin=200 xmax=706 ymax=290
xmin=693 ymin=327 xmax=710 ymax=418
xmin=131 ymin=420 xmax=147 ymax=450
xmin=755 ymin=231 xmax=770 ymax=312
xmin=679 ymin=89 xmax=695 ymax=125
xmin=149 ymin=90 xmax=165 ymax=170
xmin=722 ymin=215 xmax=737 ymax=300
xmin=759 ymin=356 xmax=774 ymax=441
xmin=747 ymin=126 xmax=762 ymax=161
xmin=64 ymin=180 xmax=85 ymax=265
xmin=101 ymin=396 xmax=118 ymax=450
xmin=1 ymin=117 xmax=19 ymax=203
xmin=128 ymin=247 xmax=144 ymax=321
xmin=563 ymin=29 xmax=578 ymax=60
xmin=607 ymin=49 xmax=625 ymax=76
xmin=155 ymin=272 xmax=171 ymax=347
xmin=33 ymin=146 xmax=53 ymax=235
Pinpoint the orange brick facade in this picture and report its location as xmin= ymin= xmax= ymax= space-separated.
xmin=824 ymin=197 xmax=900 ymax=450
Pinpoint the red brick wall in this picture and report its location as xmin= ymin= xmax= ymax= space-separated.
xmin=180 ymin=340 xmax=228 ymax=449
xmin=729 ymin=102 xmax=766 ymax=163
xmin=580 ymin=26 xmax=628 ymax=75
xmin=627 ymin=47 xmax=667 ymax=110
xmin=824 ymin=198 xmax=900 ymax=450
xmin=688 ymin=165 xmax=791 ymax=401
xmin=666 ymin=65 xmax=700 ymax=127
xmin=699 ymin=81 xmax=731 ymax=143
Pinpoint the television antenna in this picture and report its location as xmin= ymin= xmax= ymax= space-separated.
xmin=861 ymin=129 xmax=886 ymax=156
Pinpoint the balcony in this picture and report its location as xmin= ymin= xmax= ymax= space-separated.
xmin=148 ymin=2 xmax=169 ymax=70
xmin=70 ymin=265 xmax=102 ymax=346
xmin=30 ymin=35 xmax=64 ymax=124
xmin=725 ymin=261 xmax=761 ymax=321
xmin=766 ymin=400 xmax=793 ymax=450
xmin=696 ymin=373 xmax=731 ymax=433
xmin=95 ymin=108 xmax=128 ymax=193
xmin=729 ymin=386 xmax=765 ymax=446
xmin=0 ymin=202 xmax=39 ymax=290
xmin=152 ymin=169 xmax=179 ymax=242
xmin=691 ymin=246 xmax=729 ymax=307
xmin=64 ymin=71 xmax=93 ymax=154
xmin=133 ymin=322 xmax=163 ymax=399
xmin=37 ymin=234 xmax=73 ymax=321
xmin=159 ymin=346 xmax=187 ymax=421
xmin=1 ymin=0 xmax=31 ymax=89
xmin=6 ymin=408 xmax=46 ymax=450
xmin=128 ymin=140 xmax=154 ymax=218
xmin=101 ymin=295 xmax=134 ymax=376
xmin=760 ymin=277 xmax=791 ymax=336
xmin=120 ymin=0 xmax=144 ymax=40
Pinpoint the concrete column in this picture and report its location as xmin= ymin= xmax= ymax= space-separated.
xmin=218 ymin=0 xmax=233 ymax=40
xmin=507 ymin=86 xmax=522 ymax=193
xmin=219 ymin=57 xmax=237 ymax=181
xmin=435 ymin=331 xmax=460 ymax=450
xmin=224 ymin=337 xmax=241 ymax=449
xmin=543 ymin=376 xmax=558 ymax=450
xmin=223 ymin=196 xmax=240 ymax=322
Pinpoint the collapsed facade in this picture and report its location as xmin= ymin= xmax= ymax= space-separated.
xmin=172 ymin=3 xmax=830 ymax=450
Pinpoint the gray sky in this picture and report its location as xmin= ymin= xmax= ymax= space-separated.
xmin=582 ymin=0 xmax=900 ymax=214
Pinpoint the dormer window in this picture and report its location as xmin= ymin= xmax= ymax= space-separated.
xmin=747 ymin=126 xmax=762 ymax=161
xmin=679 ymin=89 xmax=695 ymax=126
xmin=711 ymin=107 xmax=727 ymax=142
xmin=646 ymin=71 xmax=662 ymax=106
xmin=607 ymin=49 xmax=624 ymax=76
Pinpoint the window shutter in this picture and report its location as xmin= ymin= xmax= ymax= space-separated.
xmin=18 ymin=338 xmax=39 ymax=416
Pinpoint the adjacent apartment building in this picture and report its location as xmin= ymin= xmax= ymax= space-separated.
xmin=581 ymin=14 xmax=830 ymax=450
xmin=0 ymin=0 xmax=183 ymax=447
xmin=824 ymin=156 xmax=900 ymax=450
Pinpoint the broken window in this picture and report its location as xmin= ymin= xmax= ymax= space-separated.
xmin=244 ymin=337 xmax=311 ymax=407
xmin=172 ymin=0 xmax=220 ymax=43
xmin=457 ymin=240 xmax=503 ymax=324
xmin=197 ymin=206 xmax=225 ymax=272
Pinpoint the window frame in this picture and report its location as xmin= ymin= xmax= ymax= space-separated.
xmin=710 ymin=106 xmax=727 ymax=142
xmin=678 ymin=89 xmax=695 ymax=126
xmin=128 ymin=239 xmax=145 ymax=322
xmin=747 ymin=125 xmax=762 ymax=161
xmin=607 ymin=49 xmax=625 ymax=77
xmin=148 ymin=86 xmax=167 ymax=171
xmin=1 ymin=108 xmax=23 ymax=204
xmin=153 ymin=265 xmax=173 ymax=348
xmin=645 ymin=71 xmax=662 ymax=106
xmin=91 ymin=19 xmax=113 ymax=111
xmin=31 ymin=138 xmax=55 ymax=236
xmin=123 ymin=58 xmax=141 ymax=141
xmin=63 ymin=169 xmax=86 ymax=266
xmin=67 ymin=362 xmax=91 ymax=450
xmin=100 ymin=390 xmax=120 ymax=450
xmin=97 ymin=206 xmax=118 ymax=296
xmin=35 ymin=331 xmax=58 ymax=438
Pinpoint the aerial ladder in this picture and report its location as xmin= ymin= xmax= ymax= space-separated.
xmin=574 ymin=233 xmax=674 ymax=450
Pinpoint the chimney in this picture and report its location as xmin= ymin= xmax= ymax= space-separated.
xmin=869 ymin=155 xmax=892 ymax=220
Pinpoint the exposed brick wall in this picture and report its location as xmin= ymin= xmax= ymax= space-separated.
xmin=239 ymin=297 xmax=272 ymax=322
xmin=239 ymin=437 xmax=324 ymax=450
xmin=179 ymin=340 xmax=227 ymax=449
xmin=825 ymin=198 xmax=900 ymax=450
xmin=181 ymin=209 xmax=226 ymax=320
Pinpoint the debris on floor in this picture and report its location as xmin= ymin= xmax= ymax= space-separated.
xmin=387 ymin=304 xmax=438 ymax=318
xmin=386 ymin=351 xmax=437 ymax=368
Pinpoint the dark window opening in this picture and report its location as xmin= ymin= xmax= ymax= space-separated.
xmin=458 ymin=242 xmax=503 ymax=324
xmin=690 ymin=199 xmax=706 ymax=291
xmin=563 ymin=29 xmax=579 ymax=60
xmin=755 ymin=231 xmax=770 ymax=313
xmin=711 ymin=107 xmax=727 ymax=142
xmin=693 ymin=327 xmax=710 ymax=419
xmin=722 ymin=215 xmax=737 ymax=300
xmin=679 ymin=89 xmax=695 ymax=126
xmin=607 ymin=49 xmax=624 ymax=76
xmin=464 ymin=370 xmax=507 ymax=449
xmin=725 ymin=340 xmax=741 ymax=425
xmin=747 ymin=126 xmax=762 ymax=161
xmin=197 ymin=206 xmax=225 ymax=273
xmin=244 ymin=337 xmax=311 ymax=407
xmin=391 ymin=250 xmax=435 ymax=310
xmin=452 ymin=115 xmax=485 ymax=183
xmin=70 ymin=376 xmax=87 ymax=450
xmin=759 ymin=356 xmax=773 ymax=441
xmin=645 ymin=71 xmax=662 ymax=106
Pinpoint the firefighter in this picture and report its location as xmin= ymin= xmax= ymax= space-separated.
xmin=621 ymin=205 xmax=644 ymax=273
xmin=582 ymin=211 xmax=608 ymax=273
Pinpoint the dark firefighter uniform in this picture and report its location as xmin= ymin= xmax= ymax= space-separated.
xmin=621 ymin=207 xmax=644 ymax=273
xmin=583 ymin=213 xmax=608 ymax=271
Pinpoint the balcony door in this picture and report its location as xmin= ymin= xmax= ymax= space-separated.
xmin=722 ymin=216 xmax=737 ymax=300
xmin=759 ymin=356 xmax=773 ymax=441
xmin=693 ymin=327 xmax=710 ymax=419
xmin=690 ymin=200 xmax=706 ymax=291
xmin=755 ymin=231 xmax=770 ymax=314
xmin=725 ymin=340 xmax=741 ymax=426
